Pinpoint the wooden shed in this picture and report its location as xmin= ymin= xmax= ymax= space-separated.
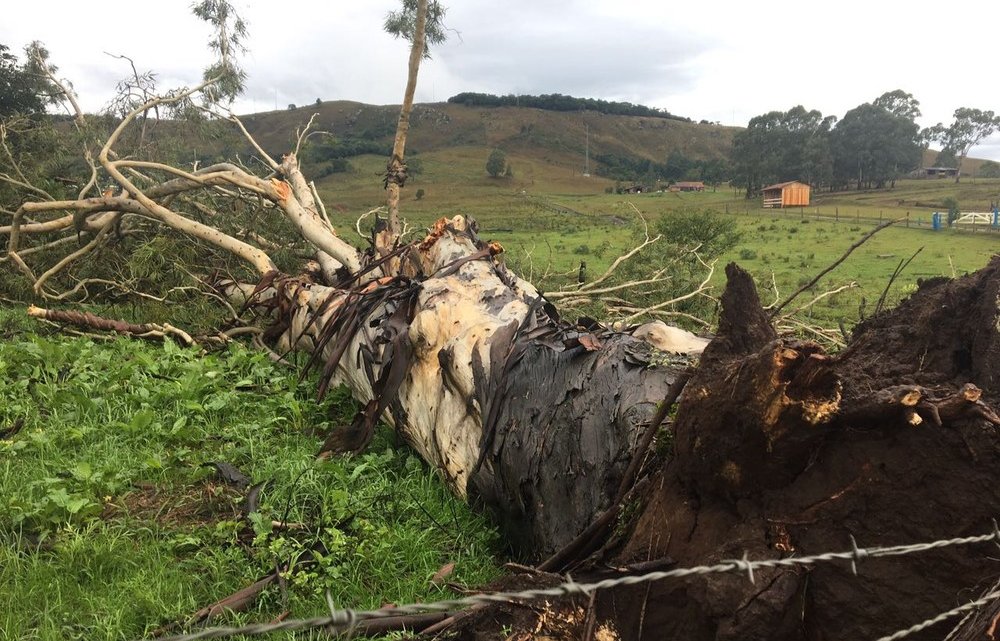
xmin=761 ymin=181 xmax=810 ymax=208
xmin=669 ymin=181 xmax=705 ymax=192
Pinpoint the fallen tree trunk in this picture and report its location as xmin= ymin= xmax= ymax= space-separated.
xmin=451 ymin=260 xmax=1000 ymax=640
xmin=225 ymin=215 xmax=684 ymax=557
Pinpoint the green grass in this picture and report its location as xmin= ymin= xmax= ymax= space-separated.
xmin=314 ymin=159 xmax=999 ymax=330
xmin=0 ymin=311 xmax=501 ymax=641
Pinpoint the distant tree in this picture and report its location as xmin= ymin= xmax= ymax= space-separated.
xmin=978 ymin=160 xmax=1000 ymax=178
xmin=287 ymin=103 xmax=296 ymax=110
xmin=664 ymin=151 xmax=692 ymax=182
xmin=933 ymin=148 xmax=959 ymax=168
xmin=447 ymin=92 xmax=690 ymax=122
xmin=486 ymin=147 xmax=506 ymax=177
xmin=415 ymin=188 xmax=425 ymax=200
xmin=504 ymin=162 xmax=513 ymax=178
xmin=730 ymin=106 xmax=833 ymax=197
xmin=700 ymin=158 xmax=731 ymax=187
xmin=943 ymin=196 xmax=960 ymax=224
xmin=315 ymin=97 xmax=322 ymax=106
xmin=0 ymin=43 xmax=47 ymax=117
xmin=873 ymin=89 xmax=921 ymax=121
xmin=830 ymin=94 xmax=923 ymax=190
xmin=928 ymin=108 xmax=1000 ymax=182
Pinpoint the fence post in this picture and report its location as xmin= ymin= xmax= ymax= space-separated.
xmin=906 ymin=212 xmax=910 ymax=228
xmin=836 ymin=208 xmax=839 ymax=222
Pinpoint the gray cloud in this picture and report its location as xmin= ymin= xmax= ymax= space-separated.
xmin=432 ymin=3 xmax=705 ymax=105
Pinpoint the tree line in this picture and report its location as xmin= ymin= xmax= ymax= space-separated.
xmin=731 ymin=90 xmax=1000 ymax=197
xmin=447 ymin=92 xmax=690 ymax=121
xmin=595 ymin=151 xmax=729 ymax=186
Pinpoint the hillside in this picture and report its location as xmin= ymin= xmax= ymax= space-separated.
xmin=921 ymin=148 xmax=990 ymax=175
xmin=238 ymin=100 xmax=738 ymax=173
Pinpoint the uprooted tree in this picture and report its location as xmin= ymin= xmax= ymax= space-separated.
xmin=5 ymin=2 xmax=1000 ymax=639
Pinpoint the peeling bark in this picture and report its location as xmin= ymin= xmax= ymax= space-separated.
xmin=227 ymin=216 xmax=683 ymax=558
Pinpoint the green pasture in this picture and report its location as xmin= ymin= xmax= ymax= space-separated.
xmin=0 ymin=312 xmax=500 ymax=641
xmin=317 ymin=153 xmax=998 ymax=329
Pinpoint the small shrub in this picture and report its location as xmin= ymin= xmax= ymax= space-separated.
xmin=572 ymin=244 xmax=591 ymax=255
xmin=739 ymin=248 xmax=758 ymax=260
xmin=415 ymin=188 xmax=425 ymax=200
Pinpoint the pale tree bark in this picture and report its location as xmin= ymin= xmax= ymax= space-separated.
xmin=2 ymin=12 xmax=687 ymax=556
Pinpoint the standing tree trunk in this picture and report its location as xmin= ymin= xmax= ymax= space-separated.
xmin=377 ymin=0 xmax=428 ymax=261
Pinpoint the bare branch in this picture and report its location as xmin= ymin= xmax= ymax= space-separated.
xmin=27 ymin=305 xmax=196 ymax=346
xmin=356 ymin=207 xmax=384 ymax=239
xmin=227 ymin=112 xmax=279 ymax=171
xmin=309 ymin=180 xmax=334 ymax=230
xmin=770 ymin=218 xmax=900 ymax=317
xmin=781 ymin=282 xmax=858 ymax=319
xmin=293 ymin=113 xmax=320 ymax=157
xmin=33 ymin=216 xmax=117 ymax=296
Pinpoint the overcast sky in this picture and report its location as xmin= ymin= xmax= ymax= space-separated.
xmin=4 ymin=0 xmax=1000 ymax=159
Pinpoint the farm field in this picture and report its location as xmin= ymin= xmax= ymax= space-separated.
xmin=317 ymin=152 xmax=1000 ymax=330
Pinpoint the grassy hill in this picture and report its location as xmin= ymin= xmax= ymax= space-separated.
xmin=239 ymin=100 xmax=738 ymax=173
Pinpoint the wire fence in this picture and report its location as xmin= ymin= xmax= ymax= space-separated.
xmin=722 ymin=202 xmax=1000 ymax=235
xmin=150 ymin=521 xmax=1000 ymax=641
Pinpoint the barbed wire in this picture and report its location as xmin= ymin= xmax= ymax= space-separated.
xmin=148 ymin=521 xmax=1000 ymax=641
xmin=876 ymin=590 xmax=1000 ymax=641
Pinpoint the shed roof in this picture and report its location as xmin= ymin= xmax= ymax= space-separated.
xmin=761 ymin=180 xmax=808 ymax=191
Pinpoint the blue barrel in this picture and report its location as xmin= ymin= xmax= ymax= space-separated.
xmin=932 ymin=212 xmax=941 ymax=231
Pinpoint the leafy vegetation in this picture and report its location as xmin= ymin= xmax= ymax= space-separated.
xmin=596 ymin=151 xmax=729 ymax=184
xmin=0 ymin=43 xmax=50 ymax=118
xmin=448 ymin=91 xmax=690 ymax=121
xmin=928 ymin=108 xmax=1000 ymax=183
xmin=485 ymin=147 xmax=507 ymax=178
xmin=731 ymin=91 xmax=924 ymax=196
xmin=0 ymin=315 xmax=501 ymax=640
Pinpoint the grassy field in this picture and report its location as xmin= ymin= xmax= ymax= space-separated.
xmin=0 ymin=311 xmax=500 ymax=641
xmin=316 ymin=150 xmax=1000 ymax=329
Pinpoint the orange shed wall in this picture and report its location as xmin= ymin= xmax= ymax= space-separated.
xmin=782 ymin=184 xmax=810 ymax=207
